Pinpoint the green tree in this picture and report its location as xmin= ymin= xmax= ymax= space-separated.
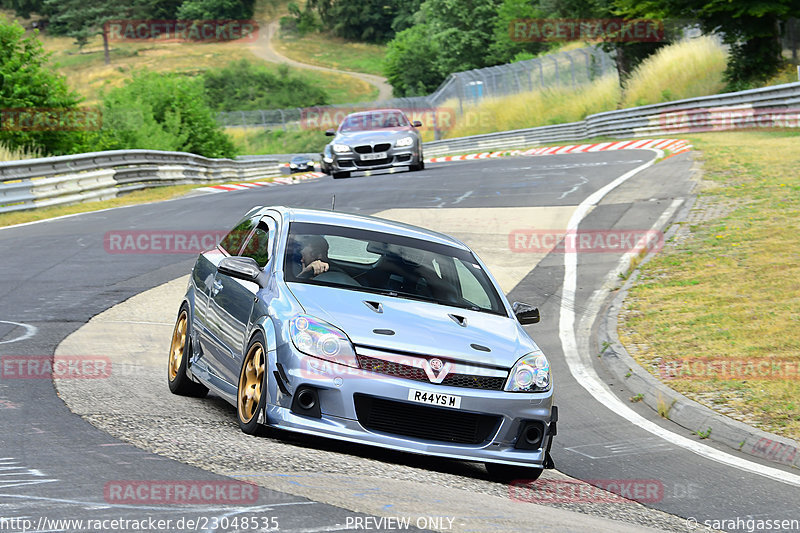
xmin=384 ymin=23 xmax=443 ymax=96
xmin=489 ymin=0 xmax=550 ymax=63
xmin=43 ymin=0 xmax=143 ymax=64
xmin=176 ymin=0 xmax=256 ymax=20
xmin=615 ymin=0 xmax=800 ymax=86
xmin=98 ymin=71 xmax=235 ymax=158
xmin=308 ymin=0 xmax=400 ymax=43
xmin=0 ymin=16 xmax=84 ymax=155
xmin=421 ymin=0 xmax=501 ymax=75
xmin=384 ymin=0 xmax=501 ymax=95
xmin=0 ymin=0 xmax=45 ymax=18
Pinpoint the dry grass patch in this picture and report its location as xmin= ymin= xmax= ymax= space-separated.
xmin=622 ymin=36 xmax=728 ymax=108
xmin=619 ymin=130 xmax=800 ymax=440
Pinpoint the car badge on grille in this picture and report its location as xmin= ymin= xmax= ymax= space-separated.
xmin=424 ymin=358 xmax=451 ymax=383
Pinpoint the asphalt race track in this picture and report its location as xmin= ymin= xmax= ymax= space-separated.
xmin=1 ymin=150 xmax=799 ymax=532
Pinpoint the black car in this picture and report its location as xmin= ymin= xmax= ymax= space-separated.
xmin=324 ymin=109 xmax=424 ymax=179
xmin=289 ymin=155 xmax=315 ymax=173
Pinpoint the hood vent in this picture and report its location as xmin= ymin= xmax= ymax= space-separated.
xmin=373 ymin=329 xmax=395 ymax=336
xmin=363 ymin=301 xmax=383 ymax=314
xmin=448 ymin=314 xmax=467 ymax=327
xmin=470 ymin=343 xmax=491 ymax=352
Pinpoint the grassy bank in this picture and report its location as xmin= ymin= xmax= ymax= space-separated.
xmin=619 ymin=130 xmax=800 ymax=440
xmin=275 ymin=31 xmax=386 ymax=76
xmin=37 ymin=32 xmax=376 ymax=107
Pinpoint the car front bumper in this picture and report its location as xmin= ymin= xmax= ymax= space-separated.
xmin=266 ymin=342 xmax=556 ymax=468
xmin=331 ymin=146 xmax=421 ymax=172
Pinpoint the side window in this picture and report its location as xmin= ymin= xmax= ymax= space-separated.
xmin=240 ymin=221 xmax=272 ymax=268
xmin=454 ymin=260 xmax=491 ymax=309
xmin=219 ymin=215 xmax=259 ymax=255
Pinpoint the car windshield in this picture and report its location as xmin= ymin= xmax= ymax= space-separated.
xmin=339 ymin=112 xmax=409 ymax=132
xmin=284 ymin=222 xmax=505 ymax=315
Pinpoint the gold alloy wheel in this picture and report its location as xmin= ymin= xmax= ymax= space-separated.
xmin=168 ymin=310 xmax=188 ymax=381
xmin=238 ymin=342 xmax=265 ymax=424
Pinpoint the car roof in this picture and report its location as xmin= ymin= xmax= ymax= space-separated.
xmin=262 ymin=206 xmax=469 ymax=250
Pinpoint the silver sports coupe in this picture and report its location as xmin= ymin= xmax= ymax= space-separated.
xmin=168 ymin=206 xmax=557 ymax=479
xmin=323 ymin=109 xmax=424 ymax=179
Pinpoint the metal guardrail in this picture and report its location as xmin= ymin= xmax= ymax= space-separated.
xmin=3 ymin=82 xmax=798 ymax=214
xmin=422 ymin=81 xmax=800 ymax=157
xmin=0 ymin=149 xmax=280 ymax=214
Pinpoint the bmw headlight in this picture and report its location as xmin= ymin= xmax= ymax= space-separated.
xmin=395 ymin=136 xmax=414 ymax=147
xmin=333 ymin=143 xmax=351 ymax=154
xmin=290 ymin=315 xmax=359 ymax=368
xmin=505 ymin=352 xmax=551 ymax=392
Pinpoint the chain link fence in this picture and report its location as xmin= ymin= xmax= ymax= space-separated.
xmin=216 ymin=45 xmax=616 ymax=131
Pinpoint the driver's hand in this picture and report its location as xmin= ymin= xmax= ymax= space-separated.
xmin=302 ymin=260 xmax=329 ymax=277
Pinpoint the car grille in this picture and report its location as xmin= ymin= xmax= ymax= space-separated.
xmin=356 ymin=354 xmax=506 ymax=391
xmin=354 ymin=157 xmax=391 ymax=167
xmin=354 ymin=143 xmax=392 ymax=154
xmin=354 ymin=394 xmax=500 ymax=444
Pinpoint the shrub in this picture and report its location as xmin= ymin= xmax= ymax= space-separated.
xmin=202 ymin=59 xmax=329 ymax=111
xmin=97 ymin=71 xmax=235 ymax=158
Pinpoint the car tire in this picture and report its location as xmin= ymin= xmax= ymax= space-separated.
xmin=484 ymin=462 xmax=543 ymax=484
xmin=410 ymin=160 xmax=425 ymax=171
xmin=332 ymin=171 xmax=350 ymax=179
xmin=167 ymin=304 xmax=209 ymax=397
xmin=237 ymin=331 xmax=268 ymax=435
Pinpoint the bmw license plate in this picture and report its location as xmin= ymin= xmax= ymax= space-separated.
xmin=407 ymin=389 xmax=462 ymax=409
xmin=361 ymin=152 xmax=387 ymax=161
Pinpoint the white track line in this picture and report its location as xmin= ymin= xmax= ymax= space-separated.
xmin=558 ymin=149 xmax=800 ymax=488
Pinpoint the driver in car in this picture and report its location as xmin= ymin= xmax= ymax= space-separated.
xmin=297 ymin=235 xmax=331 ymax=279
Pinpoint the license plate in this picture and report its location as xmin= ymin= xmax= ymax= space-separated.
xmin=407 ymin=389 xmax=462 ymax=409
xmin=361 ymin=152 xmax=387 ymax=161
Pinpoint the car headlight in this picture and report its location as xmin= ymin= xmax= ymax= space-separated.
xmin=333 ymin=144 xmax=351 ymax=154
xmin=323 ymin=156 xmax=333 ymax=163
xmin=290 ymin=315 xmax=359 ymax=368
xmin=505 ymin=352 xmax=551 ymax=392
xmin=395 ymin=136 xmax=414 ymax=147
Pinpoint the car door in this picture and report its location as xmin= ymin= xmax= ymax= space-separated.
xmin=194 ymin=213 xmax=261 ymax=385
xmin=203 ymin=217 xmax=276 ymax=394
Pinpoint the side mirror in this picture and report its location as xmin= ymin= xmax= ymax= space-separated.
xmin=218 ymin=256 xmax=266 ymax=287
xmin=325 ymin=129 xmax=336 ymax=136
xmin=412 ymin=121 xmax=422 ymax=128
xmin=513 ymin=302 xmax=540 ymax=325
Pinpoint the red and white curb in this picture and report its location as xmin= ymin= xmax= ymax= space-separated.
xmin=424 ymin=138 xmax=691 ymax=163
xmin=194 ymin=172 xmax=324 ymax=194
